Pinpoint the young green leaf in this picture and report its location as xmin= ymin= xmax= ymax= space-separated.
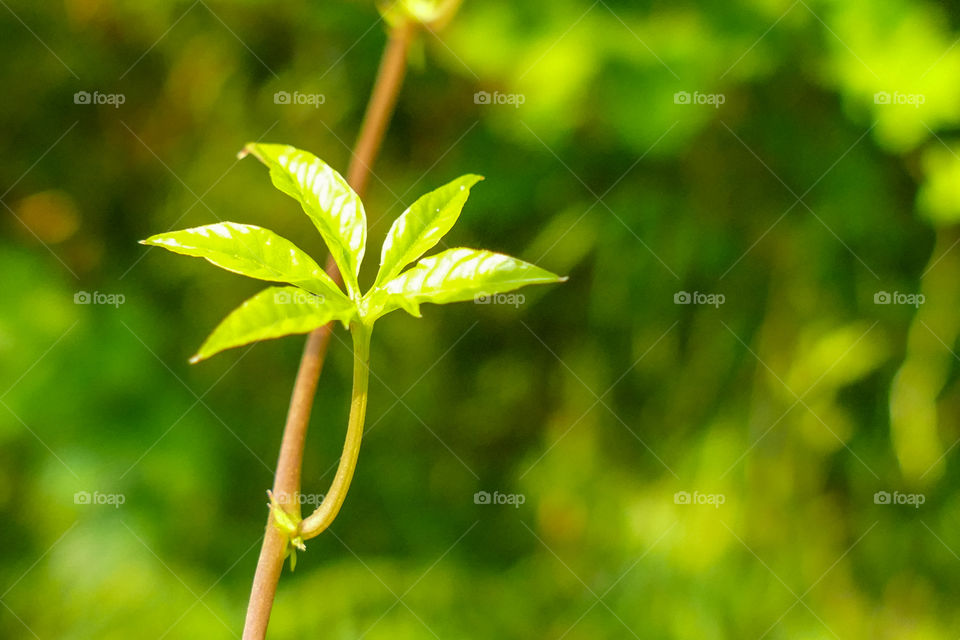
xmin=374 ymin=174 xmax=483 ymax=287
xmin=191 ymin=286 xmax=357 ymax=363
xmin=379 ymin=0 xmax=462 ymax=29
xmin=370 ymin=248 xmax=566 ymax=319
xmin=141 ymin=223 xmax=349 ymax=304
xmin=242 ymin=143 xmax=366 ymax=296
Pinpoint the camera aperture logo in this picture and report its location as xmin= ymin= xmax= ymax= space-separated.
xmin=274 ymin=90 xmax=326 ymax=108
xmin=674 ymin=490 xmax=725 ymax=508
xmin=674 ymin=291 xmax=725 ymax=308
xmin=873 ymin=490 xmax=924 ymax=508
xmin=75 ymin=291 xmax=125 ymax=307
xmin=674 ymin=91 xmax=725 ymax=108
xmin=474 ymin=90 xmax=525 ymax=108
xmin=74 ymin=490 xmax=126 ymax=508
xmin=74 ymin=91 xmax=125 ymax=108
xmin=873 ymin=91 xmax=925 ymax=108
xmin=474 ymin=291 xmax=525 ymax=307
xmin=874 ymin=291 xmax=924 ymax=308
xmin=473 ymin=490 xmax=526 ymax=508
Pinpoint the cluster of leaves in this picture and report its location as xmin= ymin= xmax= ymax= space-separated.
xmin=141 ymin=143 xmax=565 ymax=362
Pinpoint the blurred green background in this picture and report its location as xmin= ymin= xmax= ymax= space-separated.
xmin=3 ymin=0 xmax=960 ymax=637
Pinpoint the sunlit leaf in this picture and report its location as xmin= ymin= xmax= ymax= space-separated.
xmin=368 ymin=248 xmax=565 ymax=319
xmin=243 ymin=143 xmax=366 ymax=296
xmin=374 ymin=174 xmax=483 ymax=287
xmin=191 ymin=286 xmax=356 ymax=363
xmin=378 ymin=0 xmax=462 ymax=29
xmin=140 ymin=223 xmax=348 ymax=303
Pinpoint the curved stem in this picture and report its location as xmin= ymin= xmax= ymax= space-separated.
xmin=242 ymin=329 xmax=332 ymax=640
xmin=242 ymin=18 xmax=414 ymax=640
xmin=300 ymin=323 xmax=371 ymax=538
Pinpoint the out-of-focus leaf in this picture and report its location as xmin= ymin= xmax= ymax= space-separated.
xmin=367 ymin=248 xmax=565 ymax=319
xmin=243 ymin=143 xmax=366 ymax=296
xmin=140 ymin=223 xmax=348 ymax=303
xmin=374 ymin=174 xmax=483 ymax=287
xmin=378 ymin=0 xmax=462 ymax=29
xmin=191 ymin=286 xmax=356 ymax=363
xmin=918 ymin=144 xmax=960 ymax=227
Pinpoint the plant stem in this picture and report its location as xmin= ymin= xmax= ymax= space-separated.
xmin=241 ymin=18 xmax=413 ymax=640
xmin=241 ymin=329 xmax=330 ymax=640
xmin=300 ymin=323 xmax=371 ymax=538
xmin=347 ymin=18 xmax=414 ymax=197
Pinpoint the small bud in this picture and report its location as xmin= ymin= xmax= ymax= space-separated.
xmin=268 ymin=490 xmax=306 ymax=571
xmin=268 ymin=490 xmax=298 ymax=535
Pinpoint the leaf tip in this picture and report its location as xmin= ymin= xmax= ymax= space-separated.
xmin=395 ymin=297 xmax=423 ymax=318
xmin=188 ymin=353 xmax=204 ymax=365
xmin=240 ymin=143 xmax=265 ymax=164
xmin=464 ymin=174 xmax=484 ymax=189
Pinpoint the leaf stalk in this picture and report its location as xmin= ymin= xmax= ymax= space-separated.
xmin=299 ymin=323 xmax=371 ymax=539
xmin=241 ymin=18 xmax=413 ymax=640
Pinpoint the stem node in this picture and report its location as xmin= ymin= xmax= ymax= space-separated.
xmin=242 ymin=22 xmax=411 ymax=638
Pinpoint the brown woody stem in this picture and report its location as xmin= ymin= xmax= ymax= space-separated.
xmin=241 ymin=18 xmax=414 ymax=640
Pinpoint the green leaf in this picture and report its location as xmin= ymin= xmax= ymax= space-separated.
xmin=242 ymin=143 xmax=366 ymax=296
xmin=378 ymin=0 xmax=462 ymax=29
xmin=191 ymin=286 xmax=356 ymax=363
xmin=368 ymin=248 xmax=566 ymax=319
xmin=374 ymin=174 xmax=483 ymax=288
xmin=141 ymin=222 xmax=348 ymax=304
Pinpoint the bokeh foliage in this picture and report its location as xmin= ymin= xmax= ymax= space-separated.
xmin=2 ymin=0 xmax=960 ymax=637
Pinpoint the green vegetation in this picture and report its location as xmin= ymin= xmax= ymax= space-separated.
xmin=2 ymin=0 xmax=959 ymax=638
xmin=142 ymin=139 xmax=563 ymax=588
